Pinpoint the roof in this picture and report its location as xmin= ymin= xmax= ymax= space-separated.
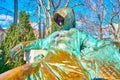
xmin=0 ymin=26 xmax=5 ymax=32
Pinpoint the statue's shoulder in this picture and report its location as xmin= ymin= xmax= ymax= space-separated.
xmin=69 ymin=28 xmax=80 ymax=33
xmin=69 ymin=28 xmax=88 ymax=35
xmin=69 ymin=28 xmax=78 ymax=31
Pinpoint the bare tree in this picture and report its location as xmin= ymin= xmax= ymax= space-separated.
xmin=37 ymin=4 xmax=41 ymax=38
xmin=77 ymin=0 xmax=119 ymax=41
xmin=76 ymin=13 xmax=99 ymax=37
xmin=51 ymin=0 xmax=61 ymax=14
xmin=103 ymin=0 xmax=120 ymax=41
xmin=83 ymin=0 xmax=105 ymax=39
xmin=36 ymin=0 xmax=72 ymax=37
xmin=118 ymin=0 xmax=120 ymax=41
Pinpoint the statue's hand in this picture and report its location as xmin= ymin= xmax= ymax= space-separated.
xmin=9 ymin=43 xmax=23 ymax=59
xmin=6 ymin=41 xmax=31 ymax=64
xmin=5 ymin=43 xmax=23 ymax=64
xmin=9 ymin=41 xmax=31 ymax=59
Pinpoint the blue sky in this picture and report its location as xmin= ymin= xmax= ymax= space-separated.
xmin=0 ymin=0 xmax=13 ymax=28
xmin=0 ymin=0 xmax=38 ymax=29
xmin=0 ymin=0 xmax=119 ymax=29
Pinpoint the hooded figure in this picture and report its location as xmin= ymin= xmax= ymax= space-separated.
xmin=8 ymin=8 xmax=120 ymax=80
xmin=47 ymin=8 xmax=75 ymax=35
xmin=53 ymin=8 xmax=75 ymax=30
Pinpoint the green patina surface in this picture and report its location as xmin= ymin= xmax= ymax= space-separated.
xmin=23 ymin=28 xmax=120 ymax=79
xmin=10 ymin=8 xmax=120 ymax=80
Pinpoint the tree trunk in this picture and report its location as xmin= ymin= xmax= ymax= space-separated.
xmin=118 ymin=0 xmax=120 ymax=41
xmin=38 ymin=0 xmax=48 ymax=38
xmin=47 ymin=0 xmax=51 ymax=27
xmin=118 ymin=13 xmax=120 ymax=33
xmin=99 ymin=23 xmax=102 ymax=39
xmin=111 ymin=23 xmax=118 ymax=41
xmin=14 ymin=0 xmax=18 ymax=25
xmin=38 ymin=5 xmax=41 ymax=39
xmin=65 ymin=0 xmax=70 ymax=7
xmin=43 ymin=9 xmax=47 ymax=38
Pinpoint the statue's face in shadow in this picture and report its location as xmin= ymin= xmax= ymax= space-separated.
xmin=54 ymin=14 xmax=64 ymax=26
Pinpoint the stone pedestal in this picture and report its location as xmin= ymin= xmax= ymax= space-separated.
xmin=24 ymin=50 xmax=46 ymax=63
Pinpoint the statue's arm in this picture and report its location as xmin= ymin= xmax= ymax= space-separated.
xmin=9 ymin=31 xmax=59 ymax=59
xmin=23 ymin=31 xmax=59 ymax=51
xmin=79 ymin=31 xmax=111 ymax=53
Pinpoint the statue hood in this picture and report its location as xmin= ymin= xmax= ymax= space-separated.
xmin=53 ymin=8 xmax=75 ymax=30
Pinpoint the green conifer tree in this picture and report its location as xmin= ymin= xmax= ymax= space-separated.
xmin=0 ymin=11 xmax=35 ymax=73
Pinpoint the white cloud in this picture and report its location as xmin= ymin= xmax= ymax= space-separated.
xmin=31 ymin=22 xmax=38 ymax=29
xmin=76 ymin=20 xmax=82 ymax=25
xmin=103 ymin=23 xmax=118 ymax=31
xmin=76 ymin=20 xmax=83 ymax=28
xmin=31 ymin=22 xmax=44 ymax=30
xmin=0 ymin=14 xmax=13 ymax=25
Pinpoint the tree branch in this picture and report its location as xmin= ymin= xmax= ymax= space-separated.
xmin=0 ymin=6 xmax=13 ymax=13
xmin=51 ymin=0 xmax=61 ymax=13
xmin=55 ymin=0 xmax=61 ymax=9
xmin=64 ymin=0 xmax=70 ymax=7
xmin=71 ymin=3 xmax=84 ymax=8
